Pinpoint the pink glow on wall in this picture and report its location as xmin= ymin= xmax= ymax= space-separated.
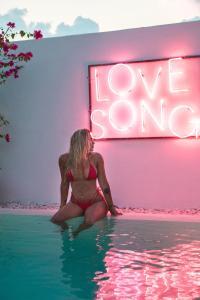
xmin=89 ymin=56 xmax=200 ymax=139
xmin=168 ymin=58 xmax=189 ymax=93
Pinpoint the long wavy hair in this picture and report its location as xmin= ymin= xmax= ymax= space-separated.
xmin=66 ymin=129 xmax=92 ymax=170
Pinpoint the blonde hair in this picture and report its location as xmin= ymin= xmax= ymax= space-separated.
xmin=67 ymin=129 xmax=91 ymax=170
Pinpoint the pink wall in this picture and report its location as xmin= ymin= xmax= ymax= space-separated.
xmin=97 ymin=138 xmax=200 ymax=209
xmin=1 ymin=21 xmax=200 ymax=209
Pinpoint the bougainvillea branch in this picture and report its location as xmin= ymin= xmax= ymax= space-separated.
xmin=0 ymin=22 xmax=43 ymax=85
xmin=0 ymin=22 xmax=43 ymax=143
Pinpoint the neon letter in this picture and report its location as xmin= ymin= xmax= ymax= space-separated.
xmin=168 ymin=58 xmax=189 ymax=93
xmin=91 ymin=109 xmax=106 ymax=139
xmin=141 ymin=99 xmax=165 ymax=132
xmin=190 ymin=119 xmax=200 ymax=139
xmin=95 ymin=68 xmax=109 ymax=102
xmin=109 ymin=100 xmax=137 ymax=132
xmin=138 ymin=67 xmax=162 ymax=100
xmin=108 ymin=63 xmax=136 ymax=96
xmin=168 ymin=105 xmax=195 ymax=138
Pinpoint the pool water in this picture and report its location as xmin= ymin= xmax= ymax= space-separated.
xmin=1 ymin=214 xmax=200 ymax=300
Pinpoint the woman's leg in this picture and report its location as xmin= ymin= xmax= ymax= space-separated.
xmin=72 ymin=201 xmax=108 ymax=236
xmin=51 ymin=202 xmax=83 ymax=229
xmin=84 ymin=201 xmax=108 ymax=224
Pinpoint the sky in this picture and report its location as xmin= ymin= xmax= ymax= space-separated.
xmin=0 ymin=0 xmax=200 ymax=38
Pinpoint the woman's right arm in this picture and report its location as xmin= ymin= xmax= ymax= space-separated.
xmin=59 ymin=154 xmax=69 ymax=209
xmin=96 ymin=153 xmax=121 ymax=216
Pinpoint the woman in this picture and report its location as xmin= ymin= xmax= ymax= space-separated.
xmin=51 ymin=129 xmax=121 ymax=234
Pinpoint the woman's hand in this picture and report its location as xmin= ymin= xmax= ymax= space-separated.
xmin=109 ymin=205 xmax=122 ymax=216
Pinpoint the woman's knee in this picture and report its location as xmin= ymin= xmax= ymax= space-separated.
xmin=50 ymin=211 xmax=63 ymax=223
xmin=50 ymin=215 xmax=58 ymax=223
xmin=84 ymin=216 xmax=95 ymax=226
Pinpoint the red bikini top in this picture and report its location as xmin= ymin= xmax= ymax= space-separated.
xmin=66 ymin=163 xmax=97 ymax=182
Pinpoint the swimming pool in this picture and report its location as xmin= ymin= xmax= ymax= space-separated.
xmin=1 ymin=214 xmax=200 ymax=300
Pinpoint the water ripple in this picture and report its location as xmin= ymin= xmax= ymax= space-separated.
xmin=94 ymin=241 xmax=200 ymax=299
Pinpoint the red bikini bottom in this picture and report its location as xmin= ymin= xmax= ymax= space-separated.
xmin=70 ymin=190 xmax=105 ymax=213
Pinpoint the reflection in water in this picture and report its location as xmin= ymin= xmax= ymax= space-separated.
xmin=59 ymin=217 xmax=116 ymax=300
xmin=3 ymin=215 xmax=200 ymax=299
xmin=95 ymin=242 xmax=200 ymax=299
xmin=57 ymin=218 xmax=200 ymax=299
xmin=94 ymin=220 xmax=200 ymax=300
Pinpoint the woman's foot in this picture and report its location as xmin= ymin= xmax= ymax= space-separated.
xmin=60 ymin=222 xmax=69 ymax=231
xmin=51 ymin=218 xmax=69 ymax=231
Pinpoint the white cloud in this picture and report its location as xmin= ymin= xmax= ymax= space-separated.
xmin=0 ymin=8 xmax=28 ymax=30
xmin=0 ymin=8 xmax=99 ymax=38
xmin=182 ymin=16 xmax=200 ymax=22
xmin=0 ymin=1 xmax=199 ymax=39
xmin=55 ymin=16 xmax=99 ymax=36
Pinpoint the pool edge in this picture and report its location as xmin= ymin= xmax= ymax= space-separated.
xmin=1 ymin=208 xmax=200 ymax=223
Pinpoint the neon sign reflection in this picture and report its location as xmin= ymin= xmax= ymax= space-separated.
xmin=94 ymin=241 xmax=200 ymax=299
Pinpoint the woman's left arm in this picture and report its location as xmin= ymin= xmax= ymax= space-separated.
xmin=96 ymin=153 xmax=122 ymax=216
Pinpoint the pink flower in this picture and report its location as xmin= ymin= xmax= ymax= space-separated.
xmin=0 ymin=22 xmax=42 ymax=86
xmin=7 ymin=54 xmax=17 ymax=59
xmin=33 ymin=30 xmax=43 ymax=40
xmin=17 ymin=52 xmax=33 ymax=61
xmin=5 ymin=70 xmax=12 ymax=77
xmin=26 ymin=52 xmax=33 ymax=58
xmin=3 ymin=43 xmax=9 ymax=52
xmin=5 ymin=133 xmax=10 ymax=142
xmin=17 ymin=52 xmax=24 ymax=57
xmin=11 ymin=43 xmax=18 ymax=50
xmin=7 ymin=22 xmax=15 ymax=28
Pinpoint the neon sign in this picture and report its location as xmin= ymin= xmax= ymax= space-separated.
xmin=88 ymin=56 xmax=200 ymax=139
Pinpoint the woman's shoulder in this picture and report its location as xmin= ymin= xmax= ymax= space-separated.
xmin=90 ymin=152 xmax=104 ymax=163
xmin=59 ymin=153 xmax=69 ymax=166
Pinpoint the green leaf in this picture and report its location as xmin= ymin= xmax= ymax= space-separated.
xmin=20 ymin=30 xmax=25 ymax=37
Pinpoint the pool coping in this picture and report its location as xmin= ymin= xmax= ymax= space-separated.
xmin=1 ymin=208 xmax=200 ymax=223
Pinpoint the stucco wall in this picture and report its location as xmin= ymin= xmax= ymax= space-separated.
xmin=1 ymin=21 xmax=200 ymax=209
